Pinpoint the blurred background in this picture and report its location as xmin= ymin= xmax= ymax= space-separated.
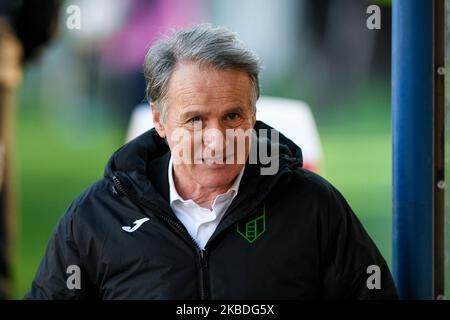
xmin=1 ymin=0 xmax=392 ymax=299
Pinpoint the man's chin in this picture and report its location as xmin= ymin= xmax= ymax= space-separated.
xmin=193 ymin=164 xmax=239 ymax=188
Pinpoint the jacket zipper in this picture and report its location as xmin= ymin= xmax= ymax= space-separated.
xmin=111 ymin=175 xmax=127 ymax=195
xmin=154 ymin=212 xmax=209 ymax=299
xmin=112 ymin=174 xmax=209 ymax=299
xmin=199 ymin=249 xmax=208 ymax=300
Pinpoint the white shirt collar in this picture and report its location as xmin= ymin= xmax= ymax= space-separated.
xmin=168 ymin=156 xmax=245 ymax=205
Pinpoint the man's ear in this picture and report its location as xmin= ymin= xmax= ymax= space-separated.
xmin=151 ymin=102 xmax=166 ymax=138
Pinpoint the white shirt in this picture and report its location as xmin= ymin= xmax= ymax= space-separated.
xmin=168 ymin=157 xmax=244 ymax=250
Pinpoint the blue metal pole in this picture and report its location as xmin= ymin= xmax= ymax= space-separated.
xmin=392 ymin=0 xmax=433 ymax=299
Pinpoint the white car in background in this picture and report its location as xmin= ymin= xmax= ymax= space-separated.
xmin=126 ymin=96 xmax=324 ymax=173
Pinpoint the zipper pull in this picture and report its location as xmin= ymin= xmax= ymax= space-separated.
xmin=111 ymin=175 xmax=126 ymax=196
xmin=200 ymin=249 xmax=208 ymax=268
xmin=111 ymin=185 xmax=119 ymax=196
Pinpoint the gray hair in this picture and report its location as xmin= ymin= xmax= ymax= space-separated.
xmin=144 ymin=24 xmax=261 ymax=121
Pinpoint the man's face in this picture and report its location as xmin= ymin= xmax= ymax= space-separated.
xmin=152 ymin=61 xmax=256 ymax=189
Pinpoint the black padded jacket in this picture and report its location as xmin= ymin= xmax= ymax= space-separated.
xmin=25 ymin=121 xmax=398 ymax=300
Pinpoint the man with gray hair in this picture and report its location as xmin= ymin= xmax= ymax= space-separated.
xmin=26 ymin=24 xmax=397 ymax=299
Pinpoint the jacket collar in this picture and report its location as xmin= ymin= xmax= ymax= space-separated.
xmin=104 ymin=121 xmax=304 ymax=218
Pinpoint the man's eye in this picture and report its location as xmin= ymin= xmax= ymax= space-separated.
xmin=226 ymin=113 xmax=241 ymax=121
xmin=189 ymin=116 xmax=202 ymax=125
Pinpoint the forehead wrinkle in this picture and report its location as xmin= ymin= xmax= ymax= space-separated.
xmin=172 ymin=84 xmax=250 ymax=108
xmin=170 ymin=62 xmax=251 ymax=92
xmin=167 ymin=62 xmax=254 ymax=115
xmin=172 ymin=78 xmax=249 ymax=94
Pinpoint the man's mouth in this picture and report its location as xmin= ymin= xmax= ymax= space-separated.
xmin=201 ymin=156 xmax=237 ymax=169
xmin=202 ymin=157 xmax=225 ymax=165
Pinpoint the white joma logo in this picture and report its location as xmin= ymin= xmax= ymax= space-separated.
xmin=122 ymin=218 xmax=150 ymax=233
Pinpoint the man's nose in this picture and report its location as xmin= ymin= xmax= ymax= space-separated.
xmin=201 ymin=121 xmax=226 ymax=151
xmin=203 ymin=127 xmax=224 ymax=149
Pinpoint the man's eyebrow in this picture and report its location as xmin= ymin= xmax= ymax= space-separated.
xmin=179 ymin=106 xmax=247 ymax=120
xmin=179 ymin=110 xmax=202 ymax=120
xmin=225 ymin=106 xmax=246 ymax=114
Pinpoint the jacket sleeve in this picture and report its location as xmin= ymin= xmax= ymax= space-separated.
xmin=24 ymin=201 xmax=94 ymax=299
xmin=320 ymin=185 xmax=398 ymax=299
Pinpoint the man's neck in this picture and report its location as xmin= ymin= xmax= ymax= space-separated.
xmin=172 ymin=166 xmax=232 ymax=210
